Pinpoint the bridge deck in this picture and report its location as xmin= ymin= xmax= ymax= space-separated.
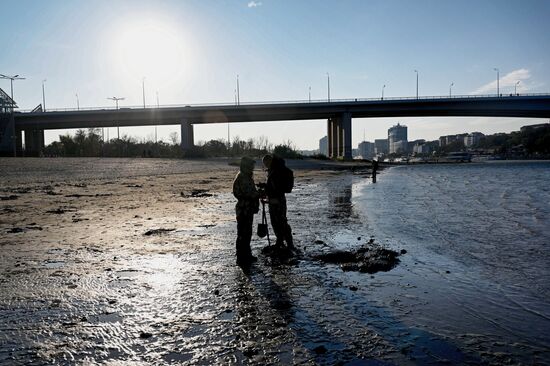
xmin=13 ymin=95 xmax=550 ymax=130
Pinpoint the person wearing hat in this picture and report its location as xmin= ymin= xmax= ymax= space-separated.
xmin=261 ymin=154 xmax=294 ymax=249
xmin=232 ymin=156 xmax=260 ymax=266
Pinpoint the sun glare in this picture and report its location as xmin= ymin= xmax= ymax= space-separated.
xmin=113 ymin=19 xmax=189 ymax=86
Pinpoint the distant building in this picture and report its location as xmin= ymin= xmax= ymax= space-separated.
xmin=391 ymin=140 xmax=408 ymax=154
xmin=358 ymin=141 xmax=375 ymax=159
xmin=388 ymin=123 xmax=408 ymax=154
xmin=464 ymin=132 xmax=484 ymax=147
xmin=520 ymin=123 xmax=550 ymax=132
xmin=374 ymin=139 xmax=389 ymax=155
xmin=319 ymin=136 xmax=328 ymax=156
xmin=439 ymin=134 xmax=467 ymax=146
xmin=412 ymin=141 xmax=431 ymax=154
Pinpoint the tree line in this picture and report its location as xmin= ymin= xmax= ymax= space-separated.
xmin=43 ymin=128 xmax=302 ymax=159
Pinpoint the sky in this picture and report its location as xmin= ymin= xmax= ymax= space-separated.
xmin=1 ymin=0 xmax=549 ymax=149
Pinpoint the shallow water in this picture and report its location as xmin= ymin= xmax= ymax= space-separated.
xmin=356 ymin=161 xmax=550 ymax=363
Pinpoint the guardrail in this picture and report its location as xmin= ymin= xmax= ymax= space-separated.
xmin=16 ymin=93 xmax=550 ymax=113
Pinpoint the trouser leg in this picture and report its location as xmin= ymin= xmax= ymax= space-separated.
xmin=236 ymin=213 xmax=254 ymax=262
xmin=269 ymin=200 xmax=292 ymax=247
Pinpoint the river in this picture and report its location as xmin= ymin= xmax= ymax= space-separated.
xmin=354 ymin=161 xmax=550 ymax=363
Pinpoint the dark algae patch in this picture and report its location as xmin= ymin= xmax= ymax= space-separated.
xmin=313 ymin=243 xmax=402 ymax=274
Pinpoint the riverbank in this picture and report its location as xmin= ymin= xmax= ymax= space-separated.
xmin=1 ymin=157 xmax=397 ymax=365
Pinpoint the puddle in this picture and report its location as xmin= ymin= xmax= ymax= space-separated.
xmin=116 ymin=269 xmax=141 ymax=279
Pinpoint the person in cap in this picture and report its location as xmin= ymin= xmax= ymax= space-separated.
xmin=232 ymin=156 xmax=260 ymax=265
xmin=261 ymin=154 xmax=294 ymax=249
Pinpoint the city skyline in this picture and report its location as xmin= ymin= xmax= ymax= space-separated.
xmin=1 ymin=0 xmax=549 ymax=149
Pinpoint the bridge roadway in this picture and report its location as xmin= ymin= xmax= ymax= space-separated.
xmin=10 ymin=94 xmax=550 ymax=158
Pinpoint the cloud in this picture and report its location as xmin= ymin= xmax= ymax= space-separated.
xmin=471 ymin=68 xmax=531 ymax=95
xmin=247 ymin=1 xmax=262 ymax=7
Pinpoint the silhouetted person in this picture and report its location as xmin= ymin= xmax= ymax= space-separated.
xmin=233 ymin=157 xmax=260 ymax=266
xmin=262 ymin=154 xmax=294 ymax=249
xmin=372 ymin=159 xmax=379 ymax=183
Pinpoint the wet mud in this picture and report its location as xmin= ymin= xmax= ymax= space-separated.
xmin=313 ymin=242 xmax=401 ymax=274
xmin=1 ymin=158 xmax=547 ymax=365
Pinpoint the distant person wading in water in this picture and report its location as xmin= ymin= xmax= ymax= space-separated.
xmin=232 ymin=157 xmax=260 ymax=266
xmin=372 ymin=159 xmax=379 ymax=183
xmin=261 ymin=155 xmax=294 ymax=249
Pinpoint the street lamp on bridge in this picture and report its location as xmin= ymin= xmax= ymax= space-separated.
xmin=155 ymin=91 xmax=159 ymax=143
xmin=494 ymin=68 xmax=500 ymax=96
xmin=414 ymin=70 xmax=419 ymax=99
xmin=236 ymin=74 xmax=240 ymax=105
xmin=107 ymin=96 xmax=125 ymax=140
xmin=515 ymin=80 xmax=521 ymax=95
xmin=326 ymin=72 xmax=330 ymax=102
xmin=381 ymin=84 xmax=386 ymax=100
xmin=0 ymin=73 xmax=25 ymax=157
xmin=449 ymin=82 xmax=454 ymax=97
xmin=142 ymin=77 xmax=146 ymax=108
xmin=75 ymin=93 xmax=80 ymax=110
xmin=42 ymin=79 xmax=47 ymax=112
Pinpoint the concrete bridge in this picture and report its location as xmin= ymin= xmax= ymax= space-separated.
xmin=4 ymin=94 xmax=550 ymax=158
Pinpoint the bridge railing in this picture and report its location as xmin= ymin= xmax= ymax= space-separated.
xmin=16 ymin=92 xmax=550 ymax=113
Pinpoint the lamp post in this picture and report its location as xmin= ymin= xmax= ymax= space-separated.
xmin=381 ymin=84 xmax=386 ymax=100
xmin=236 ymin=74 xmax=240 ymax=105
xmin=515 ymin=80 xmax=520 ymax=95
xmin=0 ymin=74 xmax=25 ymax=103
xmin=494 ymin=68 xmax=499 ymax=96
xmin=155 ymin=91 xmax=159 ymax=143
xmin=75 ymin=93 xmax=80 ymax=110
xmin=42 ymin=79 xmax=47 ymax=111
xmin=415 ymin=70 xmax=419 ymax=99
xmin=308 ymin=86 xmax=311 ymax=103
xmin=449 ymin=82 xmax=454 ymax=97
xmin=142 ymin=77 xmax=146 ymax=108
xmin=0 ymin=74 xmax=25 ymax=157
xmin=107 ymin=96 xmax=125 ymax=140
xmin=326 ymin=72 xmax=330 ymax=102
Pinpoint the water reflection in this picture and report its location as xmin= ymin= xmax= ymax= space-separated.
xmin=328 ymin=177 xmax=353 ymax=220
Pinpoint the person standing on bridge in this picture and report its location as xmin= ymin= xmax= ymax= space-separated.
xmin=261 ymin=154 xmax=294 ymax=249
xmin=233 ymin=157 xmax=260 ymax=266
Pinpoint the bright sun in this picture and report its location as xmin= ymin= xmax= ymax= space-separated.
xmin=113 ymin=19 xmax=189 ymax=85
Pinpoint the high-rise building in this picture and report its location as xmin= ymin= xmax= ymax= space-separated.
xmin=464 ymin=132 xmax=484 ymax=147
xmin=358 ymin=141 xmax=374 ymax=159
xmin=319 ymin=136 xmax=328 ymax=156
xmin=374 ymin=139 xmax=389 ymax=155
xmin=388 ymin=123 xmax=408 ymax=154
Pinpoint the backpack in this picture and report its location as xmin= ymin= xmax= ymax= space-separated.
xmin=281 ymin=166 xmax=294 ymax=193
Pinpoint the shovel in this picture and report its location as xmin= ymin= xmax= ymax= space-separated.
xmin=257 ymin=199 xmax=271 ymax=246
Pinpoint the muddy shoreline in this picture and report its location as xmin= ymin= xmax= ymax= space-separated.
xmin=2 ymin=157 xmax=536 ymax=365
xmin=1 ymin=158 xmax=397 ymax=365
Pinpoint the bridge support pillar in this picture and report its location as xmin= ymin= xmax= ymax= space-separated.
xmin=327 ymin=119 xmax=333 ymax=158
xmin=327 ymin=112 xmax=352 ymax=159
xmin=341 ymin=112 xmax=352 ymax=160
xmin=180 ymin=120 xmax=194 ymax=152
xmin=23 ymin=129 xmax=44 ymax=156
